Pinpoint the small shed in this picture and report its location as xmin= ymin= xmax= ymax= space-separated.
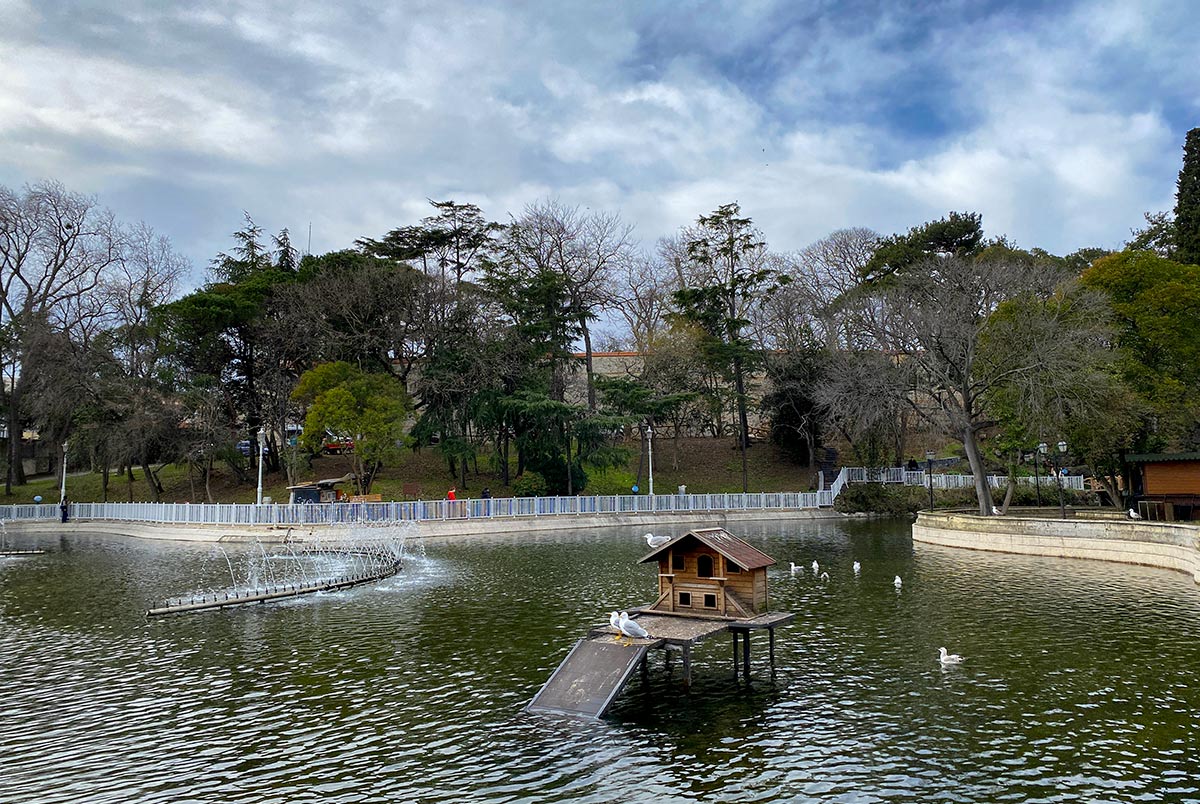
xmin=1127 ymin=453 xmax=1200 ymax=521
xmin=287 ymin=474 xmax=354 ymax=504
xmin=638 ymin=527 xmax=776 ymax=619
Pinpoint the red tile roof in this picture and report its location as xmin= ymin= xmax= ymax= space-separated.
xmin=638 ymin=527 xmax=776 ymax=569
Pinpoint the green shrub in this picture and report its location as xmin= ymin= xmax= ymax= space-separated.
xmin=834 ymin=484 xmax=927 ymax=516
xmin=833 ymin=480 xmax=1098 ymax=515
xmin=583 ymin=466 xmax=637 ymax=496
xmin=511 ymin=471 xmax=548 ymax=498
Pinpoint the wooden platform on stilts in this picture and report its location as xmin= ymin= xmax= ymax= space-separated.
xmin=527 ymin=609 xmax=794 ymax=719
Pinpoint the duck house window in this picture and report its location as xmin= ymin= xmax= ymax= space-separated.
xmin=672 ymin=553 xmax=685 ymax=571
xmin=678 ymin=591 xmax=692 ymax=607
xmin=703 ymin=593 xmax=717 ymax=609
xmin=697 ymin=554 xmax=714 ymax=578
xmin=726 ymin=559 xmax=742 ymax=573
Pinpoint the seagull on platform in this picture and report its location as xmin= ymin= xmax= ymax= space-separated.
xmin=644 ymin=532 xmax=670 ymax=548
xmin=894 ymin=575 xmax=903 ymax=591
xmin=853 ymin=561 xmax=861 ymax=576
xmin=1127 ymin=508 xmax=1141 ymax=520
xmin=938 ymin=647 xmax=965 ymax=666
xmin=617 ymin=611 xmax=650 ymax=645
xmin=609 ymin=611 xmax=623 ymax=641
xmin=819 ymin=571 xmax=830 ymax=582
xmin=811 ymin=560 xmax=820 ymax=575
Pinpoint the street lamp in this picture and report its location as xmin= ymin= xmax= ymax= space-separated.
xmin=255 ymin=428 xmax=267 ymax=505
xmin=925 ymin=450 xmax=935 ymax=511
xmin=59 ymin=441 xmax=68 ymax=505
xmin=645 ymin=421 xmax=655 ymax=497
xmin=1053 ymin=440 xmax=1068 ymax=518
xmin=1036 ymin=442 xmax=1047 ymax=507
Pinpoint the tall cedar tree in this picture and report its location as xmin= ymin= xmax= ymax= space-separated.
xmin=1174 ymin=127 xmax=1200 ymax=266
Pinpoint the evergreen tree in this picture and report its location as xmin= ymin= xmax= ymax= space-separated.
xmin=1174 ymin=127 xmax=1200 ymax=266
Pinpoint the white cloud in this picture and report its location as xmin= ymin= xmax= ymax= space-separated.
xmin=0 ymin=0 xmax=1195 ymax=275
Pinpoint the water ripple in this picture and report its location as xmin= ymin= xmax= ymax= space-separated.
xmin=3 ymin=524 xmax=1200 ymax=802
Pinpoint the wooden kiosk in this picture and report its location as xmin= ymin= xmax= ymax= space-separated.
xmin=528 ymin=527 xmax=793 ymax=719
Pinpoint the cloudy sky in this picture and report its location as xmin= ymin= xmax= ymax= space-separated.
xmin=1 ymin=0 xmax=1196 ymax=284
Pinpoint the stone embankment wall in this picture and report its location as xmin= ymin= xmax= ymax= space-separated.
xmin=9 ymin=508 xmax=844 ymax=544
xmin=912 ymin=511 xmax=1200 ymax=583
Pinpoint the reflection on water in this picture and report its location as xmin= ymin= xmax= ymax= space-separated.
xmin=2 ymin=520 xmax=1199 ymax=803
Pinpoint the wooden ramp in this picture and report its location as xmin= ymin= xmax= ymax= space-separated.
xmin=527 ymin=635 xmax=661 ymax=718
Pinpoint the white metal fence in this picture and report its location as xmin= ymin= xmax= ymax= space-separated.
xmin=844 ymin=467 xmax=1084 ymax=491
xmin=2 ymin=491 xmax=834 ymax=527
xmin=0 ymin=466 xmax=1084 ymax=526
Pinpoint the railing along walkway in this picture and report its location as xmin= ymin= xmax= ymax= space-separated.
xmin=0 ymin=467 xmax=1084 ymax=526
xmin=844 ymin=467 xmax=1084 ymax=491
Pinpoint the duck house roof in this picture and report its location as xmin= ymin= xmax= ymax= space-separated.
xmin=638 ymin=527 xmax=776 ymax=570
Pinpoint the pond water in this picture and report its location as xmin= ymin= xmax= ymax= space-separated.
xmin=2 ymin=519 xmax=1199 ymax=803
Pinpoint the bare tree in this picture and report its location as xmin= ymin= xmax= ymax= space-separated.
xmin=504 ymin=199 xmax=636 ymax=409
xmin=608 ymin=246 xmax=675 ymax=353
xmin=0 ymin=181 xmax=123 ymax=492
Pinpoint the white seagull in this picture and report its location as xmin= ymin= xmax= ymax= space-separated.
xmin=894 ymin=575 xmax=903 ymax=591
xmin=644 ymin=532 xmax=670 ymax=548
xmin=609 ymin=611 xmax=622 ymax=640
xmin=991 ymin=505 xmax=1002 ymax=515
xmin=852 ymin=561 xmax=861 ymax=576
xmin=1127 ymin=508 xmax=1141 ymax=520
xmin=819 ymin=571 xmax=830 ymax=582
xmin=811 ymin=560 xmax=820 ymax=575
xmin=617 ymin=611 xmax=650 ymax=644
xmin=938 ymin=647 xmax=965 ymax=665
xmin=789 ymin=562 xmax=801 ymax=575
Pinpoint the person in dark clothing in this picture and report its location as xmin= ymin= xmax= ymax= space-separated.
xmin=60 ymin=498 xmax=69 ymax=523
xmin=906 ymin=457 xmax=919 ymax=471
xmin=481 ymin=487 xmax=491 ymax=499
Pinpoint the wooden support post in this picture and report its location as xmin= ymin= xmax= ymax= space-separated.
xmin=682 ymin=645 xmax=692 ymax=688
xmin=732 ymin=632 xmax=740 ymax=679
xmin=769 ymin=627 xmax=776 ymax=667
xmin=742 ymin=630 xmax=751 ymax=679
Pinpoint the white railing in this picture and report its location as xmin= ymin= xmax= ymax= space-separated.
xmin=845 ymin=467 xmax=1085 ymax=491
xmin=1 ymin=491 xmax=832 ymax=527
xmin=0 ymin=466 xmax=1083 ymax=527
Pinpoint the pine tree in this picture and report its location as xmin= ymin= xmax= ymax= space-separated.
xmin=1174 ymin=127 xmax=1200 ymax=265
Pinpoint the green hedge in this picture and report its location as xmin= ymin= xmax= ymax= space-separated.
xmin=833 ymin=481 xmax=1096 ymax=515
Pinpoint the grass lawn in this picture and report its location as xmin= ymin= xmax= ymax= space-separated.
xmin=6 ymin=437 xmax=818 ymax=504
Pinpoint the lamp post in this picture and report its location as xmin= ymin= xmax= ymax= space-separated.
xmin=59 ymin=441 xmax=68 ymax=505
xmin=255 ymin=428 xmax=267 ymax=505
xmin=645 ymin=421 xmax=655 ymax=497
xmin=925 ymin=450 xmax=935 ymax=511
xmin=1053 ymin=440 xmax=1067 ymax=518
xmin=1035 ymin=442 xmax=1046 ymax=507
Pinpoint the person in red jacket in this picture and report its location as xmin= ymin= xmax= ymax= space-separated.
xmin=447 ymin=487 xmax=457 ymax=501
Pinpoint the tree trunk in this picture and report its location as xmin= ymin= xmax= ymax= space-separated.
xmin=962 ymin=427 xmax=993 ymax=515
xmin=127 ymin=464 xmax=135 ymax=502
xmin=581 ymin=318 xmax=597 ymax=411
xmin=1000 ymin=476 xmax=1014 ymax=513
xmin=732 ymin=355 xmax=750 ymax=493
xmin=565 ymin=423 xmax=574 ymax=495
xmin=101 ymin=463 xmax=110 ymax=503
xmin=1094 ymin=473 xmax=1124 ymax=510
xmin=204 ymin=455 xmax=214 ymax=503
xmin=141 ymin=458 xmax=162 ymax=502
xmin=6 ymin=382 xmax=27 ymax=491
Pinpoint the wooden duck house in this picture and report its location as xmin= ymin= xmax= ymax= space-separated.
xmin=639 ymin=527 xmax=775 ymax=618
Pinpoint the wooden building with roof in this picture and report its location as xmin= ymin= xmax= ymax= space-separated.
xmin=1128 ymin=453 xmax=1200 ymax=521
xmin=638 ymin=527 xmax=776 ymax=618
